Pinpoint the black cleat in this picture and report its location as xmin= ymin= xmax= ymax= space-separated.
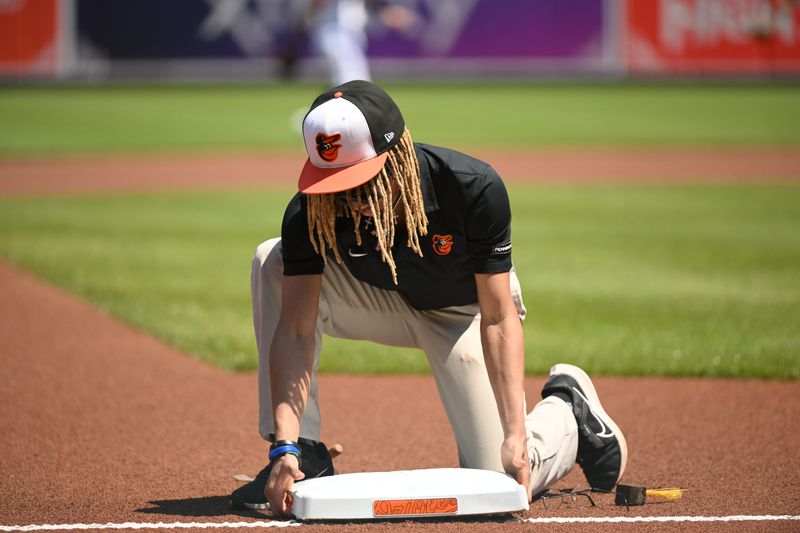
xmin=230 ymin=462 xmax=274 ymax=511
xmin=230 ymin=438 xmax=335 ymax=510
xmin=541 ymin=364 xmax=628 ymax=491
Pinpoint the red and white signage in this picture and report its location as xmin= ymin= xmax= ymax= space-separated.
xmin=0 ymin=0 xmax=69 ymax=76
xmin=626 ymin=0 xmax=800 ymax=74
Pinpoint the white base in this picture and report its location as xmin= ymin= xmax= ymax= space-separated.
xmin=291 ymin=468 xmax=529 ymax=520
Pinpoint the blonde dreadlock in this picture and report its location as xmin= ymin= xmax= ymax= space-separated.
xmin=306 ymin=128 xmax=428 ymax=285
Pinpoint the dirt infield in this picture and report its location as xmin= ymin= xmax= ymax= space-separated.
xmin=1 ymin=147 xmax=799 ymax=196
xmin=1 ymin=149 xmax=799 ymax=532
xmin=1 ymin=260 xmax=799 ymax=533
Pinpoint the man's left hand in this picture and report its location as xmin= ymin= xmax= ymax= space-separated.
xmin=501 ymin=433 xmax=532 ymax=501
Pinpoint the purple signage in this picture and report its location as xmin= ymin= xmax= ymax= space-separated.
xmin=368 ymin=0 xmax=605 ymax=59
xmin=78 ymin=0 xmax=605 ymax=62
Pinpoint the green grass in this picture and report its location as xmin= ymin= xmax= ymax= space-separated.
xmin=1 ymin=184 xmax=798 ymax=378
xmin=513 ymin=185 xmax=800 ymax=378
xmin=2 ymin=82 xmax=798 ymax=377
xmin=1 ymin=84 xmax=799 ymax=155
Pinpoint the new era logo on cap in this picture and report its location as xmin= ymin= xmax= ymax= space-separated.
xmin=298 ymin=81 xmax=405 ymax=194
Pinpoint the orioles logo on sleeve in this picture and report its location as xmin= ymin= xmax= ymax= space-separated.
xmin=432 ymin=234 xmax=453 ymax=256
xmin=316 ymin=132 xmax=342 ymax=162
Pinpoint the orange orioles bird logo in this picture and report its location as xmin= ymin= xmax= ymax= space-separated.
xmin=432 ymin=234 xmax=453 ymax=256
xmin=316 ymin=132 xmax=342 ymax=162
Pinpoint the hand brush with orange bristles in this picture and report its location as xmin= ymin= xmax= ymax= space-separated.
xmin=646 ymin=487 xmax=686 ymax=501
xmin=615 ymin=484 xmax=687 ymax=506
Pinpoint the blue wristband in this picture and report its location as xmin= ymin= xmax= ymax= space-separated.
xmin=269 ymin=444 xmax=302 ymax=465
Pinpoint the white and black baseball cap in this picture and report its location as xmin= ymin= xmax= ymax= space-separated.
xmin=298 ymin=80 xmax=405 ymax=194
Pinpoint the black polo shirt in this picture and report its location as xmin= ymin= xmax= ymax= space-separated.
xmin=280 ymin=143 xmax=513 ymax=310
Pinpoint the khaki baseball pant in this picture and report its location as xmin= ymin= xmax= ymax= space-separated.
xmin=252 ymin=238 xmax=578 ymax=494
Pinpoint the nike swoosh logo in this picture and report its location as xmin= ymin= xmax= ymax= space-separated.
xmin=572 ymin=386 xmax=615 ymax=438
xmin=348 ymin=248 xmax=368 ymax=258
xmin=311 ymin=466 xmax=330 ymax=478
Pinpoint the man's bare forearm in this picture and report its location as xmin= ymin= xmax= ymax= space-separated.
xmin=269 ymin=331 xmax=316 ymax=441
xmin=480 ymin=313 xmax=526 ymax=437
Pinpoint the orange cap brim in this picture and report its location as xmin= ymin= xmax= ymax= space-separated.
xmin=298 ymin=153 xmax=389 ymax=194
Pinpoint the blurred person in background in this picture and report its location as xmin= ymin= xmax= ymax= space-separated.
xmin=311 ymin=0 xmax=371 ymax=85
xmin=278 ymin=0 xmax=415 ymax=85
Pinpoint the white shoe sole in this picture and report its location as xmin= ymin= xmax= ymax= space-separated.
xmin=550 ymin=363 xmax=628 ymax=486
xmin=244 ymin=502 xmax=270 ymax=511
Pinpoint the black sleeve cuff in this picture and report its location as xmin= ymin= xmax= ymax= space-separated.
xmin=283 ymin=260 xmax=325 ymax=276
xmin=472 ymin=256 xmax=513 ymax=274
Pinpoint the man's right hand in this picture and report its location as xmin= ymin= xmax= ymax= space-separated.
xmin=265 ymin=454 xmax=305 ymax=517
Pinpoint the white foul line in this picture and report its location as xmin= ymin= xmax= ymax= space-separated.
xmin=517 ymin=514 xmax=800 ymax=524
xmin=1 ymin=516 xmax=799 ymax=530
xmin=0 ymin=522 xmax=300 ymax=531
